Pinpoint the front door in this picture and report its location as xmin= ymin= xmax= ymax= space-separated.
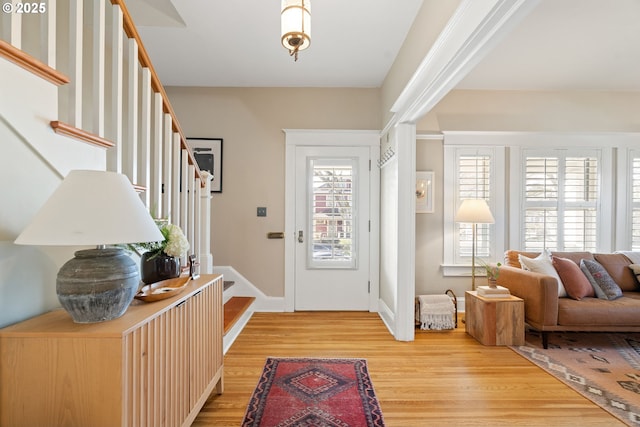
xmin=294 ymin=145 xmax=371 ymax=310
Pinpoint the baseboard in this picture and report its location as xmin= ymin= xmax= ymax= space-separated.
xmin=377 ymin=298 xmax=395 ymax=337
xmin=214 ymin=265 xmax=285 ymax=312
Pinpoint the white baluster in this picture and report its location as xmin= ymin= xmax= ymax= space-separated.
xmin=188 ymin=163 xmax=196 ymax=256
xmin=44 ymin=0 xmax=56 ymax=68
xmin=85 ymin=0 xmax=105 ymax=137
xmin=180 ymin=148 xmax=189 ymax=233
xmin=123 ymin=37 xmax=138 ymax=183
xmin=171 ymin=133 xmax=181 ymax=226
xmin=150 ymin=93 xmax=163 ymax=215
xmin=57 ymin=0 xmax=83 ymax=127
xmin=162 ymin=113 xmax=173 ymax=218
xmin=138 ymin=67 xmax=152 ymax=206
xmin=105 ymin=2 xmax=123 ymax=172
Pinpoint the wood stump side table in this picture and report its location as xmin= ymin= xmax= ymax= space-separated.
xmin=465 ymin=291 xmax=525 ymax=346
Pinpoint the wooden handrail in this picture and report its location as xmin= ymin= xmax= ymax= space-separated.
xmin=0 ymin=40 xmax=70 ymax=86
xmin=110 ymin=0 xmax=204 ymax=187
xmin=50 ymin=121 xmax=115 ymax=148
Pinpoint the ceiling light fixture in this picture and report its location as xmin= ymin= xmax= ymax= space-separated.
xmin=281 ymin=0 xmax=310 ymax=61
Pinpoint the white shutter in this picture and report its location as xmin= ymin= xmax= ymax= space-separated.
xmin=632 ymin=157 xmax=640 ymax=250
xmin=523 ymin=151 xmax=598 ymax=252
xmin=457 ymin=155 xmax=491 ymax=259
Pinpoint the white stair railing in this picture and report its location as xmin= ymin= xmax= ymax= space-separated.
xmin=0 ymin=0 xmax=212 ymax=274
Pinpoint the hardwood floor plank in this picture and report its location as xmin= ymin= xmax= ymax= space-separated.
xmin=192 ymin=312 xmax=622 ymax=426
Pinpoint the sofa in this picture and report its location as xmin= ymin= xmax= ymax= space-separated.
xmin=496 ymin=250 xmax=640 ymax=348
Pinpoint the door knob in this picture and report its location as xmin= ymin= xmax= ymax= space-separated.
xmin=298 ymin=230 xmax=304 ymax=243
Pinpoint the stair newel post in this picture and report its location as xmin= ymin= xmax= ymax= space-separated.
xmin=200 ymin=171 xmax=214 ymax=274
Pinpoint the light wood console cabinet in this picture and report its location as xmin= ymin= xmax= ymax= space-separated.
xmin=0 ymin=274 xmax=224 ymax=427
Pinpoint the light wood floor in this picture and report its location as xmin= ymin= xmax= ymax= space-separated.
xmin=193 ymin=312 xmax=622 ymax=426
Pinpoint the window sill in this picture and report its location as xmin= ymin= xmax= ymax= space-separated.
xmin=441 ymin=264 xmax=488 ymax=277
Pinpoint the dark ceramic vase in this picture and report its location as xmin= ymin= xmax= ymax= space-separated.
xmin=140 ymin=251 xmax=181 ymax=284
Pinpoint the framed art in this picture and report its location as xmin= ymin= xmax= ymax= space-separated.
xmin=187 ymin=138 xmax=223 ymax=193
xmin=416 ymin=171 xmax=434 ymax=213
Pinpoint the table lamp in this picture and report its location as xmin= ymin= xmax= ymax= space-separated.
xmin=454 ymin=199 xmax=495 ymax=290
xmin=14 ymin=170 xmax=164 ymax=323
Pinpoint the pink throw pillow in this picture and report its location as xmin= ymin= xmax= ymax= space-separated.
xmin=552 ymin=256 xmax=594 ymax=300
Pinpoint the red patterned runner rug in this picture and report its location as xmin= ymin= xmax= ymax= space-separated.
xmin=241 ymin=357 xmax=385 ymax=427
xmin=510 ymin=332 xmax=640 ymax=426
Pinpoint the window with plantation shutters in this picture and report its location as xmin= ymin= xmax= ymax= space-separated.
xmin=632 ymin=156 xmax=640 ymax=251
xmin=457 ymin=155 xmax=492 ymax=260
xmin=523 ymin=150 xmax=599 ymax=252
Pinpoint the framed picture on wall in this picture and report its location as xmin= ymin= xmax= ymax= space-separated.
xmin=187 ymin=138 xmax=223 ymax=193
xmin=416 ymin=171 xmax=434 ymax=213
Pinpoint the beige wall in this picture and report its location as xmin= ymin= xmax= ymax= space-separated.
xmin=414 ymin=89 xmax=640 ymax=297
xmin=165 ymin=87 xmax=381 ymax=297
xmin=419 ymin=89 xmax=640 ymax=132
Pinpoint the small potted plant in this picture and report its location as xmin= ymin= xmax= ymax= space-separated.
xmin=479 ymin=259 xmax=502 ymax=288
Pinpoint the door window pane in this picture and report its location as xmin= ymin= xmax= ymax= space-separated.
xmin=308 ymin=159 xmax=357 ymax=268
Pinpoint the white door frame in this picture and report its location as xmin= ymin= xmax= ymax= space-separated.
xmin=284 ymin=129 xmax=380 ymax=312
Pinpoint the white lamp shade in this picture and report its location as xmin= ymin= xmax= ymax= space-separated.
xmin=454 ymin=199 xmax=495 ymax=224
xmin=15 ymin=170 xmax=164 ymax=246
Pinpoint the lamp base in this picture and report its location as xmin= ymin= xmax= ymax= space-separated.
xmin=57 ymin=247 xmax=139 ymax=323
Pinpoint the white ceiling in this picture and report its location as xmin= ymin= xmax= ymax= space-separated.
xmin=128 ymin=0 xmax=424 ymax=87
xmin=129 ymin=0 xmax=640 ymax=92
xmin=458 ymin=0 xmax=640 ymax=92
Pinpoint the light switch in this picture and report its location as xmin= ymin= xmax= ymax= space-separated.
xmin=257 ymin=207 xmax=267 ymax=217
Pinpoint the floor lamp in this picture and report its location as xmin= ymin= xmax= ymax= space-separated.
xmin=455 ymin=199 xmax=495 ymax=290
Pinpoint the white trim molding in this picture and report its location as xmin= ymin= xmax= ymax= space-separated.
xmin=283 ymin=129 xmax=381 ymax=313
xmin=213 ymin=265 xmax=284 ymax=312
xmin=386 ymin=0 xmax=539 ymax=131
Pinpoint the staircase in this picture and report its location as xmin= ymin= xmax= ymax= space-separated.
xmin=222 ymin=281 xmax=255 ymax=354
xmin=1 ymin=0 xmax=213 ymax=275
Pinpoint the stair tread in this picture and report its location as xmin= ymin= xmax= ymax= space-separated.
xmin=224 ymin=296 xmax=255 ymax=335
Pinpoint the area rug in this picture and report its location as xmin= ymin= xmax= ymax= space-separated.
xmin=510 ymin=332 xmax=640 ymax=426
xmin=241 ymin=357 xmax=385 ymax=427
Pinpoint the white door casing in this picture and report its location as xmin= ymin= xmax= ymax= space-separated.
xmin=284 ymin=130 xmax=380 ymax=312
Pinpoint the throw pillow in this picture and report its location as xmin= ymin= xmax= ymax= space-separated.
xmin=580 ymin=259 xmax=623 ymax=300
xmin=552 ymin=256 xmax=594 ymax=300
xmin=629 ymin=264 xmax=640 ymax=284
xmin=519 ymin=249 xmax=567 ymax=297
